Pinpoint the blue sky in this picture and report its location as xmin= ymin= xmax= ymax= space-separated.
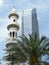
xmin=0 ymin=0 xmax=49 ymax=65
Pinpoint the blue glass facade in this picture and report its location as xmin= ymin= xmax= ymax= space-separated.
xmin=22 ymin=8 xmax=39 ymax=38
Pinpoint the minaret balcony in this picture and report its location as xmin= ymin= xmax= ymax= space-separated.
xmin=6 ymin=37 xmax=17 ymax=45
xmin=9 ymin=13 xmax=19 ymax=19
xmin=7 ymin=22 xmax=19 ymax=30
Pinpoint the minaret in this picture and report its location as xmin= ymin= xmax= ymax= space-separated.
xmin=6 ymin=7 xmax=19 ymax=48
xmin=5 ymin=7 xmax=19 ymax=65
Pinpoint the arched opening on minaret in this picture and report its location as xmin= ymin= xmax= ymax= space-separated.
xmin=13 ymin=32 xmax=15 ymax=37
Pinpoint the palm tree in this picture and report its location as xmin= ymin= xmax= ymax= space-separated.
xmin=17 ymin=33 xmax=49 ymax=65
xmin=3 ymin=33 xmax=49 ymax=65
xmin=3 ymin=45 xmax=27 ymax=65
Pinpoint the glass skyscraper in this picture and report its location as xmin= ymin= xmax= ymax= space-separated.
xmin=22 ymin=8 xmax=39 ymax=38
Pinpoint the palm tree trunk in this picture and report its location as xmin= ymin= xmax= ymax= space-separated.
xmin=29 ymin=56 xmax=41 ymax=65
xmin=29 ymin=63 xmax=41 ymax=65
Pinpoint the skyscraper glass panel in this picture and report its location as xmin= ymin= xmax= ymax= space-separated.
xmin=22 ymin=8 xmax=39 ymax=38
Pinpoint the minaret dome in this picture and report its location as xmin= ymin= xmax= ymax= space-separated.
xmin=8 ymin=7 xmax=19 ymax=19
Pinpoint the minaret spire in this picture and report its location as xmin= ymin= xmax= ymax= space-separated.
xmin=11 ymin=6 xmax=16 ymax=13
xmin=13 ymin=6 xmax=15 ymax=8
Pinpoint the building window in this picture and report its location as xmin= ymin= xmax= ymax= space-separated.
xmin=13 ymin=32 xmax=15 ymax=37
xmin=13 ymin=19 xmax=15 ymax=22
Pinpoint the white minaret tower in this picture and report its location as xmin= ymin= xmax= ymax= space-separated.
xmin=6 ymin=7 xmax=19 ymax=48
xmin=5 ymin=7 xmax=19 ymax=65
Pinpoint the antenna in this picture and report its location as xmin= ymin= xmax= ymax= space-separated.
xmin=13 ymin=6 xmax=15 ymax=8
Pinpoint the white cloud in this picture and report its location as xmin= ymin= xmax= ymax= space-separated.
xmin=0 ymin=0 xmax=3 ymax=6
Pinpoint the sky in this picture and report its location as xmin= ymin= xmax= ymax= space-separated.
xmin=0 ymin=0 xmax=49 ymax=65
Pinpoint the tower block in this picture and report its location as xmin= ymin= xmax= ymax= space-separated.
xmin=6 ymin=7 xmax=19 ymax=48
